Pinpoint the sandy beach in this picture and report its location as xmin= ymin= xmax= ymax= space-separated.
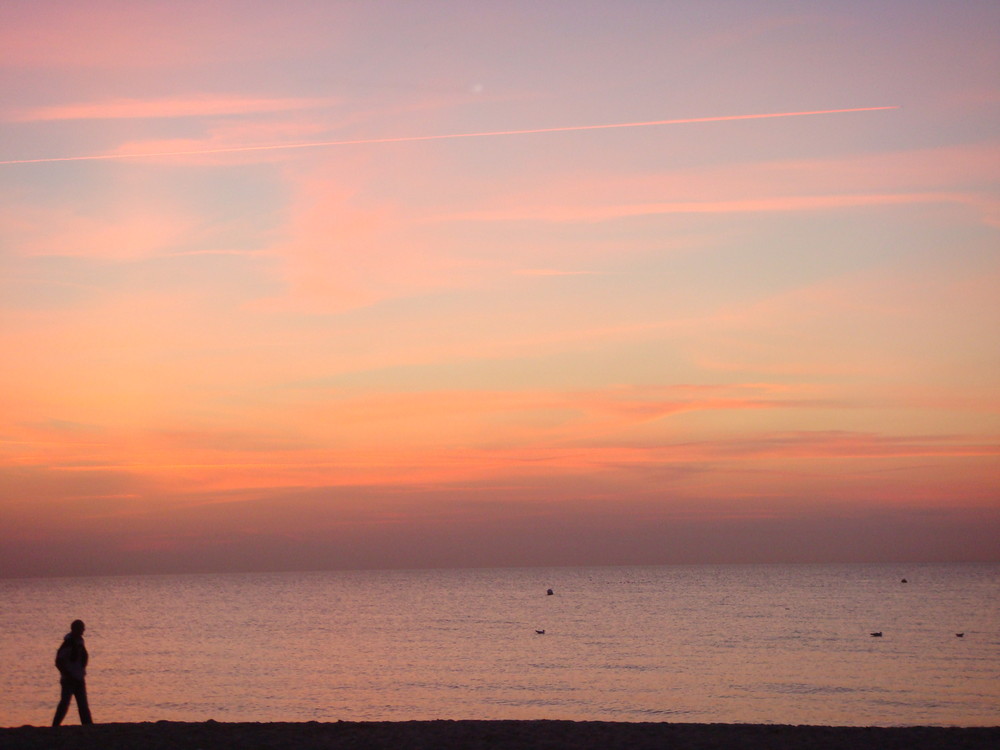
xmin=2 ymin=721 xmax=998 ymax=750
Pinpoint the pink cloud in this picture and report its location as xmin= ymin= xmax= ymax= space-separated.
xmin=431 ymin=141 xmax=1000 ymax=228
xmin=256 ymin=172 xmax=473 ymax=313
xmin=694 ymin=15 xmax=815 ymax=55
xmin=514 ymin=269 xmax=605 ymax=277
xmin=440 ymin=192 xmax=991 ymax=224
xmin=10 ymin=96 xmax=336 ymax=122
xmin=2 ymin=93 xmax=496 ymax=168
xmin=0 ymin=1 xmax=345 ymax=69
xmin=63 ymin=114 xmax=349 ymax=168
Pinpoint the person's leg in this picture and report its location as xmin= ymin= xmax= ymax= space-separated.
xmin=73 ymin=680 xmax=93 ymax=725
xmin=52 ymin=679 xmax=73 ymax=726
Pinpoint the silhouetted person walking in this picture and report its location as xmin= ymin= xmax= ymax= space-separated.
xmin=53 ymin=619 xmax=93 ymax=726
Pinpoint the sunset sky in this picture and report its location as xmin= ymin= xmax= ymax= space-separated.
xmin=2 ymin=1 xmax=998 ymax=577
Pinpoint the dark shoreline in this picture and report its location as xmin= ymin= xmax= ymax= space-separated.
xmin=2 ymin=720 xmax=999 ymax=750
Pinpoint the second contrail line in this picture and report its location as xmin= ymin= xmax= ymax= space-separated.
xmin=0 ymin=106 xmax=898 ymax=165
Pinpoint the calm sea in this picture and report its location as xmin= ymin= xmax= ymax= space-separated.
xmin=1 ymin=564 xmax=997 ymax=727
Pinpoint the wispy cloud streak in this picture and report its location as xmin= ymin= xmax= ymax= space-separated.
xmin=11 ymin=96 xmax=335 ymax=122
xmin=441 ymin=191 xmax=991 ymax=223
xmin=0 ymin=106 xmax=898 ymax=165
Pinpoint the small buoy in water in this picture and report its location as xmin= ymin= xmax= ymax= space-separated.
xmin=901 ymin=578 xmax=908 ymax=583
xmin=546 ymin=588 xmax=554 ymax=596
xmin=535 ymin=629 xmax=545 ymax=635
xmin=870 ymin=632 xmax=883 ymax=637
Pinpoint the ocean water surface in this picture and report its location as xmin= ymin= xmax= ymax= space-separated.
xmin=1 ymin=563 xmax=997 ymax=727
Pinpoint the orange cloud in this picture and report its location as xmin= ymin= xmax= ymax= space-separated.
xmin=1 ymin=202 xmax=199 ymax=259
xmin=0 ymin=383 xmax=838 ymax=495
xmin=11 ymin=425 xmax=997 ymax=510
xmin=678 ymin=256 xmax=1000 ymax=388
xmin=647 ymin=431 xmax=1000 ymax=462
xmin=0 ymin=381 xmax=754 ymax=469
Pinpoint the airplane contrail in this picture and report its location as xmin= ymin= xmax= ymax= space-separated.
xmin=0 ymin=106 xmax=898 ymax=165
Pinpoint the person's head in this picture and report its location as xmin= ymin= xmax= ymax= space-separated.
xmin=70 ymin=619 xmax=85 ymax=636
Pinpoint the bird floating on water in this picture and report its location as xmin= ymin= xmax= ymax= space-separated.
xmin=546 ymin=588 xmax=554 ymax=596
xmin=870 ymin=632 xmax=883 ymax=637
xmin=535 ymin=629 xmax=545 ymax=635
xmin=956 ymin=633 xmax=964 ymax=637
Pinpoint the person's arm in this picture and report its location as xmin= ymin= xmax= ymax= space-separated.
xmin=54 ymin=642 xmax=70 ymax=675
